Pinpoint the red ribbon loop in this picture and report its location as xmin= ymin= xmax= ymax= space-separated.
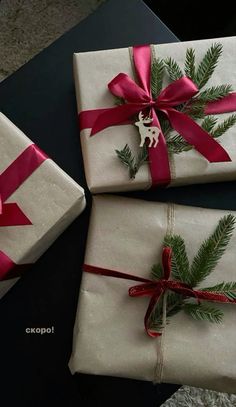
xmin=79 ymin=45 xmax=236 ymax=186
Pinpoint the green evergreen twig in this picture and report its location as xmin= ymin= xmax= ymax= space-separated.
xmin=164 ymin=57 xmax=183 ymax=81
xmin=195 ymin=43 xmax=223 ymax=89
xmin=149 ymin=215 xmax=236 ymax=331
xmin=189 ymin=214 xmax=236 ymax=287
xmin=115 ymin=144 xmax=148 ymax=179
xmin=151 ymin=58 xmax=165 ymax=99
xmin=184 ymin=48 xmax=196 ymax=81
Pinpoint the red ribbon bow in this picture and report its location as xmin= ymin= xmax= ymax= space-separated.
xmin=79 ymin=45 xmax=236 ymax=186
xmin=0 ymin=144 xmax=47 ymax=281
xmin=84 ymin=247 xmax=236 ymax=337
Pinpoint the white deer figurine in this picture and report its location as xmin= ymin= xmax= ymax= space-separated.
xmin=135 ymin=111 xmax=161 ymax=148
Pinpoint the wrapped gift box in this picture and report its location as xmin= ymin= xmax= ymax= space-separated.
xmin=69 ymin=195 xmax=236 ymax=393
xmin=74 ymin=36 xmax=236 ymax=193
xmin=0 ymin=113 xmax=86 ymax=299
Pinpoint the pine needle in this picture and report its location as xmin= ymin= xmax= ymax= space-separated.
xmin=164 ymin=235 xmax=190 ymax=283
xmin=198 ymin=84 xmax=232 ymax=102
xmin=115 ymin=144 xmax=148 ymax=179
xmin=211 ymin=114 xmax=236 ymax=138
xmin=151 ymin=263 xmax=163 ymax=280
xmin=202 ymin=281 xmax=236 ymax=300
xmin=151 ymin=58 xmax=165 ymax=99
xmin=201 ymin=116 xmax=218 ymax=133
xmin=189 ymin=214 xmax=236 ymax=287
xmin=167 ymin=134 xmax=191 ymax=154
xmin=195 ymin=43 xmax=223 ymax=89
xmin=184 ymin=303 xmax=223 ymax=323
xmin=164 ymin=57 xmax=183 ymax=81
xmin=184 ymin=48 xmax=196 ymax=81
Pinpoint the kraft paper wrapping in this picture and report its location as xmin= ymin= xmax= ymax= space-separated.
xmin=0 ymin=113 xmax=86 ymax=299
xmin=74 ymin=36 xmax=236 ymax=193
xmin=69 ymin=195 xmax=236 ymax=393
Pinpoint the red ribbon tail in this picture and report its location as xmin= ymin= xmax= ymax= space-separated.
xmin=164 ymin=108 xmax=231 ymax=163
xmin=0 ymin=203 xmax=32 ymax=226
xmin=80 ymin=104 xmax=143 ymax=136
xmin=205 ymin=92 xmax=236 ymax=115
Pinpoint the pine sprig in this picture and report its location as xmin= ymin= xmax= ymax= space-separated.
xmin=201 ymin=116 xmax=218 ymax=133
xmin=136 ymin=144 xmax=149 ymax=173
xmin=184 ymin=303 xmax=223 ymax=323
xmin=195 ymin=43 xmax=223 ymax=89
xmin=185 ymin=99 xmax=206 ymax=119
xmin=148 ymin=215 xmax=236 ymax=331
xmin=149 ymin=295 xmax=164 ymax=333
xmin=164 ymin=57 xmax=183 ymax=81
xmin=151 ymin=263 xmax=163 ymax=280
xmin=163 ymin=235 xmax=190 ymax=283
xmin=202 ymin=281 xmax=236 ymax=300
xmin=189 ymin=214 xmax=236 ymax=287
xmin=184 ymin=48 xmax=196 ymax=81
xmin=211 ymin=114 xmax=236 ymax=138
xmin=115 ymin=144 xmax=135 ymax=178
xmin=151 ymin=58 xmax=165 ymax=99
xmin=167 ymin=134 xmax=191 ymax=154
xmin=115 ymin=144 xmax=148 ymax=179
xmin=197 ymin=84 xmax=232 ymax=103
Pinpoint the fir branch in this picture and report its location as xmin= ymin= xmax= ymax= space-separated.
xmin=163 ymin=235 xmax=190 ymax=283
xmin=186 ymin=99 xmax=206 ymax=119
xmin=197 ymin=84 xmax=232 ymax=103
xmin=135 ymin=144 xmax=149 ymax=173
xmin=151 ymin=263 xmax=163 ymax=280
xmin=149 ymin=295 xmax=164 ymax=333
xmin=167 ymin=134 xmax=191 ymax=154
xmin=115 ymin=144 xmax=148 ymax=179
xmin=151 ymin=58 xmax=165 ymax=99
xmin=115 ymin=144 xmax=136 ymax=178
xmin=202 ymin=281 xmax=236 ymax=300
xmin=184 ymin=303 xmax=223 ymax=323
xmin=164 ymin=57 xmax=183 ymax=81
xmin=211 ymin=114 xmax=236 ymax=138
xmin=201 ymin=116 xmax=218 ymax=133
xmin=195 ymin=43 xmax=223 ymax=89
xmin=166 ymin=292 xmax=183 ymax=317
xmin=189 ymin=214 xmax=236 ymax=287
xmin=184 ymin=48 xmax=196 ymax=81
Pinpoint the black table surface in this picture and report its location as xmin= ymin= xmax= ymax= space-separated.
xmin=0 ymin=0 xmax=235 ymax=405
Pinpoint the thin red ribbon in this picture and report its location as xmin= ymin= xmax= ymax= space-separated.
xmin=83 ymin=247 xmax=236 ymax=337
xmin=79 ymin=45 xmax=236 ymax=186
xmin=0 ymin=144 xmax=48 ymax=280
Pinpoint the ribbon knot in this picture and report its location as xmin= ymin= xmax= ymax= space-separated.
xmin=84 ymin=243 xmax=236 ymax=337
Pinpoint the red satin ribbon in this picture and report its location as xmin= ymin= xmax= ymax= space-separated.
xmin=0 ymin=144 xmax=48 ymax=280
xmin=79 ymin=45 xmax=236 ymax=186
xmin=83 ymin=247 xmax=236 ymax=337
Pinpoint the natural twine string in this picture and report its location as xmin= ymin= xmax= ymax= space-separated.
xmin=154 ymin=202 xmax=175 ymax=383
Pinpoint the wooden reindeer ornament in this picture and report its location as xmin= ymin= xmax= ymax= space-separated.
xmin=135 ymin=112 xmax=161 ymax=148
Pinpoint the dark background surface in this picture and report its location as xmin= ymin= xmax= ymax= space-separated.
xmin=145 ymin=0 xmax=236 ymax=40
xmin=0 ymin=0 xmax=236 ymax=406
